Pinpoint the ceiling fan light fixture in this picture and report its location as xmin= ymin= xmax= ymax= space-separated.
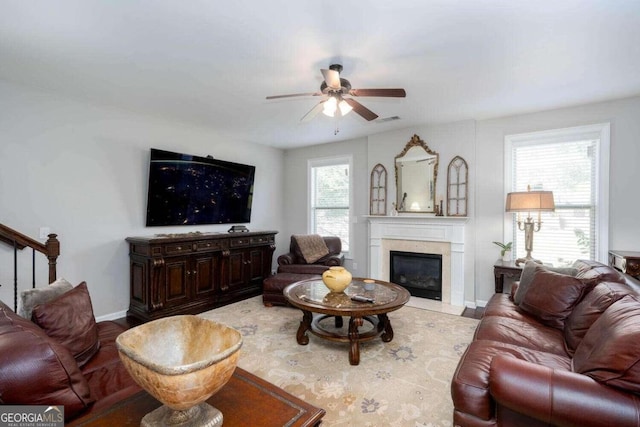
xmin=338 ymin=99 xmax=352 ymax=116
xmin=322 ymin=96 xmax=338 ymax=117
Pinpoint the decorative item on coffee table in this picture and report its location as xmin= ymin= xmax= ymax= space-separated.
xmin=321 ymin=266 xmax=352 ymax=292
xmin=116 ymin=316 xmax=242 ymax=427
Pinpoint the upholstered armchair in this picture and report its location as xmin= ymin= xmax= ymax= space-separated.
xmin=277 ymin=235 xmax=344 ymax=275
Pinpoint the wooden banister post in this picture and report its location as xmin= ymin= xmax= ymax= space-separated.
xmin=45 ymin=233 xmax=60 ymax=284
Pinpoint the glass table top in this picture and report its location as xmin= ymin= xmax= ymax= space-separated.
xmin=289 ymin=279 xmax=402 ymax=309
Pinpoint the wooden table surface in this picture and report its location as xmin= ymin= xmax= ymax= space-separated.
xmin=69 ymin=367 xmax=324 ymax=427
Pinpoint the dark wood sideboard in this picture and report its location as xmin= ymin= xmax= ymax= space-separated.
xmin=126 ymin=231 xmax=277 ymax=322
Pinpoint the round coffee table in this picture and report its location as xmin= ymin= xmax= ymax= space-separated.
xmin=283 ymin=278 xmax=410 ymax=365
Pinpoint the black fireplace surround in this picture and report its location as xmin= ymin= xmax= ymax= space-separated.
xmin=390 ymin=250 xmax=442 ymax=300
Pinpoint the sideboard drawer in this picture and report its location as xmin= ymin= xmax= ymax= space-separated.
xmin=164 ymin=243 xmax=193 ymax=255
xmin=196 ymin=240 xmax=226 ymax=252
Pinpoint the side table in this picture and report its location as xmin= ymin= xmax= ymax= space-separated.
xmin=493 ymin=259 xmax=523 ymax=293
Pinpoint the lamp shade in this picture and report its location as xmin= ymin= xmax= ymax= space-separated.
xmin=505 ymin=190 xmax=555 ymax=212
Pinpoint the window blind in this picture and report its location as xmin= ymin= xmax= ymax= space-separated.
xmin=511 ymin=139 xmax=598 ymax=266
xmin=311 ymin=162 xmax=350 ymax=252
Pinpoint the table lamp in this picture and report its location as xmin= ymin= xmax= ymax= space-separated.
xmin=505 ymin=186 xmax=555 ymax=266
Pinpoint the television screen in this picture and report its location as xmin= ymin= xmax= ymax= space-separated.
xmin=145 ymin=148 xmax=255 ymax=226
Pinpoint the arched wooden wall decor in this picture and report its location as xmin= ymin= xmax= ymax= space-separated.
xmin=446 ymin=156 xmax=469 ymax=217
xmin=370 ymin=163 xmax=387 ymax=215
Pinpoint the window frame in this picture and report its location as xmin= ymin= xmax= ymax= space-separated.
xmin=504 ymin=123 xmax=610 ymax=263
xmin=307 ymin=155 xmax=353 ymax=258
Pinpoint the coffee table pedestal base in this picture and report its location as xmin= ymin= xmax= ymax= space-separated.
xmin=296 ymin=311 xmax=394 ymax=365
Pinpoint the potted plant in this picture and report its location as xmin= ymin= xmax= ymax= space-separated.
xmin=493 ymin=241 xmax=513 ymax=262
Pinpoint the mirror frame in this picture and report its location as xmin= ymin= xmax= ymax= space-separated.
xmin=394 ymin=134 xmax=439 ymax=213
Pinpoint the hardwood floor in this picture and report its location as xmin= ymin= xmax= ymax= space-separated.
xmin=462 ymin=306 xmax=485 ymax=319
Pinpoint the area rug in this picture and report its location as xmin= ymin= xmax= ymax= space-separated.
xmin=200 ymin=296 xmax=478 ymax=427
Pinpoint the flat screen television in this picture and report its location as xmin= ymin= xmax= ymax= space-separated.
xmin=145 ymin=148 xmax=255 ymax=226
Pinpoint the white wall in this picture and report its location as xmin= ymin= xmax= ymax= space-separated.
xmin=0 ymin=81 xmax=285 ymax=318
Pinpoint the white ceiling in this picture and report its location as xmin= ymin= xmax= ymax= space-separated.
xmin=1 ymin=1 xmax=639 ymax=149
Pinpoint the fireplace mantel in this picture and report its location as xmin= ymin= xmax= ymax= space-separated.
xmin=367 ymin=215 xmax=468 ymax=307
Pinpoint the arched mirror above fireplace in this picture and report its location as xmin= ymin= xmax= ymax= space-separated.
xmin=394 ymin=134 xmax=439 ymax=213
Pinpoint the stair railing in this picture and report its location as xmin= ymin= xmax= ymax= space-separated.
xmin=0 ymin=223 xmax=60 ymax=312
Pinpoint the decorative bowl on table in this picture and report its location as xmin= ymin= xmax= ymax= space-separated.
xmin=116 ymin=315 xmax=242 ymax=427
xmin=321 ymin=266 xmax=352 ymax=293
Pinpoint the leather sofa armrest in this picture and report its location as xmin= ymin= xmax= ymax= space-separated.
xmin=490 ymin=355 xmax=640 ymax=427
xmin=323 ymin=254 xmax=344 ymax=267
xmin=277 ymin=253 xmax=296 ymax=266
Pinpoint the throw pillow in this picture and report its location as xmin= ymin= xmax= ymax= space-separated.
xmin=573 ymin=295 xmax=640 ymax=393
xmin=572 ymin=259 xmax=626 ymax=287
xmin=32 ymin=282 xmax=100 ymax=367
xmin=513 ymin=261 xmax=538 ymax=305
xmin=18 ymin=277 xmax=73 ymax=319
xmin=518 ymin=266 xmax=589 ymax=329
xmin=564 ymin=281 xmax=632 ymax=355
xmin=293 ymin=234 xmax=330 ymax=264
xmin=513 ymin=261 xmax=578 ymax=305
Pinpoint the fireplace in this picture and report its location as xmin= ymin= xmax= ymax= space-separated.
xmin=390 ymin=251 xmax=442 ymax=300
xmin=367 ymin=215 xmax=467 ymax=307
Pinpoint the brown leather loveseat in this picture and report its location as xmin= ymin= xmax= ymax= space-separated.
xmin=262 ymin=235 xmax=344 ymax=306
xmin=0 ymin=281 xmax=140 ymax=423
xmin=451 ymin=259 xmax=640 ymax=427
xmin=277 ymin=235 xmax=344 ymax=275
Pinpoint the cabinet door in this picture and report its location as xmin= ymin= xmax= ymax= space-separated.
xmin=226 ymin=250 xmax=247 ymax=291
xmin=247 ymin=248 xmax=267 ymax=285
xmin=163 ymin=256 xmax=191 ymax=308
xmin=192 ymin=254 xmax=219 ymax=297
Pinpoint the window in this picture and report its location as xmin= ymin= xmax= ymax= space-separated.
xmin=309 ymin=156 xmax=352 ymax=254
xmin=505 ymin=124 xmax=610 ymax=266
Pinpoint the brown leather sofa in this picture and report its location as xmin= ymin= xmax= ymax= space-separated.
xmin=0 ymin=284 xmax=140 ymax=423
xmin=451 ymin=259 xmax=640 ymax=427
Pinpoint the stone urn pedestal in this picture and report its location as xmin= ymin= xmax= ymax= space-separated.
xmin=116 ymin=315 xmax=243 ymax=427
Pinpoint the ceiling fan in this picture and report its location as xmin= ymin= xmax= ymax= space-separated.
xmin=266 ymin=64 xmax=406 ymax=123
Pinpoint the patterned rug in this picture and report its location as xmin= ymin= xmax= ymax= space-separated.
xmin=200 ymin=296 xmax=478 ymax=427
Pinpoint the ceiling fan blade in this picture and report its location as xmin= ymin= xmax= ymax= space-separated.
xmin=321 ymin=68 xmax=341 ymax=90
xmin=349 ymin=88 xmax=406 ymax=98
xmin=266 ymin=92 xmax=321 ymax=100
xmin=300 ymin=101 xmax=325 ymax=122
xmin=344 ymin=98 xmax=378 ymax=121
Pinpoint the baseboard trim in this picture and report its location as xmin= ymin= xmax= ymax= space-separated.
xmin=96 ymin=309 xmax=128 ymax=322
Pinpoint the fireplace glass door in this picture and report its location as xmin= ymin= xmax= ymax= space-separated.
xmin=390 ymin=251 xmax=442 ymax=300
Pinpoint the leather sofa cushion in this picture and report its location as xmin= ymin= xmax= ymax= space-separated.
xmin=573 ymin=295 xmax=640 ymax=393
xmin=483 ymin=293 xmax=529 ymax=320
xmin=474 ymin=316 xmax=567 ymax=356
xmin=518 ymin=267 xmax=589 ymax=330
xmin=452 ymin=340 xmax=571 ymax=421
xmin=32 ymin=282 xmax=100 ymax=367
xmin=0 ymin=300 xmax=94 ymax=419
xmin=277 ymin=264 xmax=332 ymax=275
xmin=564 ymin=281 xmax=633 ymax=355
xmin=81 ymin=321 xmax=140 ymax=402
xmin=573 ymin=259 xmax=626 ymax=287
